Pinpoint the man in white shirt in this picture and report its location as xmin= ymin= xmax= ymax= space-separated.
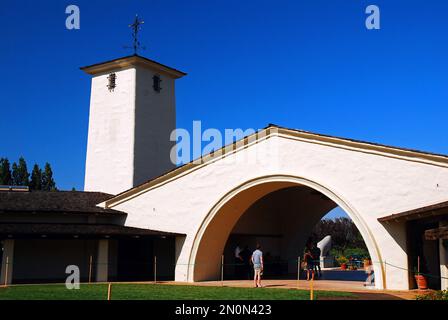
xmin=251 ymin=244 xmax=264 ymax=288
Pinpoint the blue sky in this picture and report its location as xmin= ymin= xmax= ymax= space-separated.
xmin=1 ymin=1 xmax=447 ymax=219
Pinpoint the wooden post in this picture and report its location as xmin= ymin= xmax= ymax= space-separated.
xmin=221 ymin=255 xmax=224 ymax=287
xmin=4 ymin=256 xmax=9 ymax=287
xmin=310 ymin=276 xmax=314 ymax=301
xmin=154 ymin=256 xmax=157 ymax=284
xmin=297 ymin=257 xmax=301 ymax=289
xmin=107 ymin=283 xmax=112 ymax=300
xmin=88 ymin=255 xmax=93 ymax=283
xmin=417 ymin=256 xmax=420 ymax=275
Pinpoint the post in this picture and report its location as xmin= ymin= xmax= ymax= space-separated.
xmin=221 ymin=255 xmax=224 ymax=287
xmin=154 ymin=256 xmax=157 ymax=284
xmin=309 ymin=265 xmax=316 ymax=300
xmin=417 ymin=256 xmax=420 ymax=275
xmin=107 ymin=283 xmax=112 ymax=300
xmin=297 ymin=257 xmax=301 ymax=289
xmin=4 ymin=257 xmax=9 ymax=287
xmin=88 ymin=255 xmax=93 ymax=283
xmin=0 ymin=240 xmax=14 ymax=286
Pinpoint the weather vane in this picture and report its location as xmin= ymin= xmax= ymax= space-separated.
xmin=127 ymin=15 xmax=145 ymax=55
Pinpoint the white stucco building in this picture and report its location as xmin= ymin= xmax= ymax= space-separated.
xmin=1 ymin=54 xmax=447 ymax=291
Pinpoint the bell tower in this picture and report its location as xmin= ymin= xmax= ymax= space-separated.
xmin=81 ymin=55 xmax=186 ymax=194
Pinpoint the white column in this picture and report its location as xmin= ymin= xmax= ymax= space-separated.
xmin=96 ymin=239 xmax=109 ymax=282
xmin=175 ymin=236 xmax=188 ymax=282
xmin=440 ymin=222 xmax=448 ymax=290
xmin=0 ymin=239 xmax=14 ymax=285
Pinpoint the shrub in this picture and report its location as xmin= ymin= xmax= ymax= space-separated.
xmin=343 ymin=248 xmax=370 ymax=259
xmin=416 ymin=290 xmax=448 ymax=300
xmin=336 ymin=256 xmax=348 ymax=266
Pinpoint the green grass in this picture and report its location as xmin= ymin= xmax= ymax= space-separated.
xmin=0 ymin=283 xmax=354 ymax=300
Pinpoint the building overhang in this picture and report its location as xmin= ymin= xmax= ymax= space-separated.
xmin=80 ymin=54 xmax=187 ymax=79
xmin=425 ymin=225 xmax=448 ymax=240
xmin=378 ymin=201 xmax=448 ymax=223
xmin=0 ymin=223 xmax=185 ymax=239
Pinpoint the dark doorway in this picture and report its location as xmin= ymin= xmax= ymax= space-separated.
xmin=407 ymin=220 xmax=441 ymax=290
xmin=116 ymin=238 xmax=154 ymax=281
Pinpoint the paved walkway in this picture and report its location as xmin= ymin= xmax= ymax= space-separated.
xmin=160 ymin=279 xmax=418 ymax=300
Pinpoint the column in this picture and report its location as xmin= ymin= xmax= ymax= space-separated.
xmin=96 ymin=239 xmax=109 ymax=282
xmin=440 ymin=221 xmax=448 ymax=290
xmin=0 ymin=239 xmax=14 ymax=285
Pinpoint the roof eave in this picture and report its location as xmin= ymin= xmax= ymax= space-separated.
xmin=104 ymin=124 xmax=448 ymax=209
xmin=80 ymin=55 xmax=187 ymax=79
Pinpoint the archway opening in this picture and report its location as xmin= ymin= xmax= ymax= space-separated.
xmin=190 ymin=177 xmax=382 ymax=288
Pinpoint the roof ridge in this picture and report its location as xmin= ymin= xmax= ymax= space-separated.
xmin=105 ymin=124 xmax=448 ymax=207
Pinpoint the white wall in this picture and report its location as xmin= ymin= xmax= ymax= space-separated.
xmin=84 ymin=68 xmax=136 ymax=194
xmin=112 ymin=135 xmax=448 ymax=290
xmin=84 ymin=65 xmax=176 ymax=194
xmin=134 ymin=66 xmax=176 ymax=186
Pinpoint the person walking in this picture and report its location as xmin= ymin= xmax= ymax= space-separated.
xmin=303 ymin=248 xmax=314 ymax=281
xmin=364 ymin=259 xmax=375 ymax=287
xmin=251 ymin=244 xmax=264 ymax=288
xmin=311 ymin=243 xmax=322 ymax=279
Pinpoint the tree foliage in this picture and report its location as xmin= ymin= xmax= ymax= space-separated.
xmin=0 ymin=158 xmax=13 ymax=185
xmin=310 ymin=217 xmax=368 ymax=253
xmin=30 ymin=164 xmax=43 ymax=190
xmin=12 ymin=157 xmax=30 ymax=186
xmin=0 ymin=157 xmax=57 ymax=190
xmin=41 ymin=162 xmax=57 ymax=191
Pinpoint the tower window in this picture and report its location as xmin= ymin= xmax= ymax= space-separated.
xmin=153 ymin=74 xmax=162 ymax=92
xmin=107 ymin=73 xmax=116 ymax=92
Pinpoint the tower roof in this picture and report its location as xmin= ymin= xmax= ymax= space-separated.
xmin=80 ymin=54 xmax=187 ymax=79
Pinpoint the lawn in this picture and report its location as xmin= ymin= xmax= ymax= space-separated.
xmin=0 ymin=283 xmax=354 ymax=300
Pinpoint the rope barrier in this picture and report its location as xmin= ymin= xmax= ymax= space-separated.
xmin=2 ymin=256 xmax=446 ymax=284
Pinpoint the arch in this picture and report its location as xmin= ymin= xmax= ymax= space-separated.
xmin=187 ymin=174 xmax=386 ymax=289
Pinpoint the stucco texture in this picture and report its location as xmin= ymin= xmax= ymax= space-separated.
xmin=111 ymin=134 xmax=448 ymax=290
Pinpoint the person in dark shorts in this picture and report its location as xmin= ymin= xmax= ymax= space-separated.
xmin=311 ymin=243 xmax=322 ymax=278
xmin=303 ymin=248 xmax=314 ymax=281
xmin=251 ymin=244 xmax=264 ymax=288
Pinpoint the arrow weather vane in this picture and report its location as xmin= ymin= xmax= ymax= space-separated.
xmin=128 ymin=15 xmax=145 ymax=55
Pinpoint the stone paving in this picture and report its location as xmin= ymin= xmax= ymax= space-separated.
xmin=159 ymin=279 xmax=419 ymax=300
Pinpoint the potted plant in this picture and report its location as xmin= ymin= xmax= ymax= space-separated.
xmin=337 ymin=256 xmax=348 ymax=270
xmin=415 ymin=273 xmax=428 ymax=290
xmin=414 ymin=257 xmax=428 ymax=290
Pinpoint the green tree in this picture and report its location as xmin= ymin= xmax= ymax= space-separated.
xmin=11 ymin=157 xmax=30 ymax=186
xmin=41 ymin=162 xmax=57 ymax=191
xmin=310 ymin=217 xmax=368 ymax=253
xmin=0 ymin=158 xmax=13 ymax=185
xmin=29 ymin=164 xmax=43 ymax=190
